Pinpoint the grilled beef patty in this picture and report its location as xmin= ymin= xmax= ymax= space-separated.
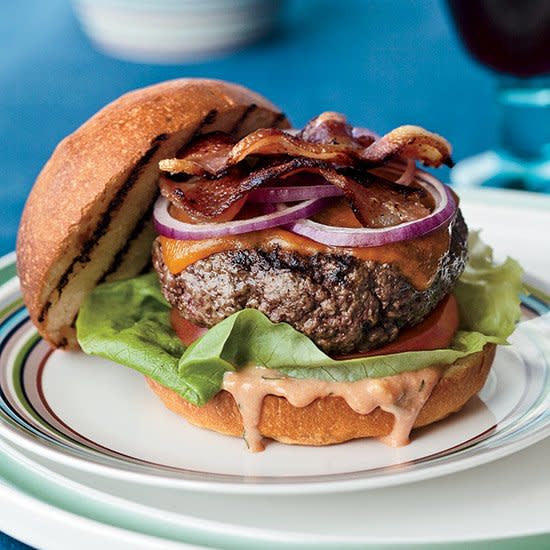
xmin=153 ymin=211 xmax=468 ymax=355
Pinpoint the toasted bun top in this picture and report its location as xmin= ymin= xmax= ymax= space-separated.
xmin=17 ymin=79 xmax=289 ymax=348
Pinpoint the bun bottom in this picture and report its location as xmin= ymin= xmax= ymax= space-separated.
xmin=146 ymin=344 xmax=496 ymax=446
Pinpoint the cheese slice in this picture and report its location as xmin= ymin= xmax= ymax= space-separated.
xmin=159 ymin=202 xmax=451 ymax=291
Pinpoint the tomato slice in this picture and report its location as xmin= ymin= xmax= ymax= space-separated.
xmin=336 ymin=294 xmax=459 ymax=360
xmin=170 ymin=309 xmax=208 ymax=346
xmin=170 ymin=294 xmax=459 ymax=357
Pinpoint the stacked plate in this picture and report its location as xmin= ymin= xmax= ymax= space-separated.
xmin=1 ymin=188 xmax=550 ymax=549
xmin=72 ymin=0 xmax=282 ymax=63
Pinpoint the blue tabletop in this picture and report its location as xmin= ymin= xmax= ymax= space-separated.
xmin=0 ymin=0 xmax=494 ymax=548
xmin=0 ymin=0 xmax=493 ymax=259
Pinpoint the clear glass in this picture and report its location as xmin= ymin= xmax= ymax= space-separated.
xmin=446 ymin=0 xmax=550 ymax=192
xmin=451 ymin=77 xmax=550 ymax=192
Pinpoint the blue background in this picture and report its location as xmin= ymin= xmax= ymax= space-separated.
xmin=0 ymin=0 xmax=492 ymax=547
xmin=0 ymin=0 xmax=494 ymax=258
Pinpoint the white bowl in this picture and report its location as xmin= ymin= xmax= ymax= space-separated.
xmin=73 ymin=0 xmax=282 ymax=63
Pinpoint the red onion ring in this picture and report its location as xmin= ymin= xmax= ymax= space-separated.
xmin=153 ymin=196 xmax=330 ymax=240
xmin=352 ymin=126 xmax=380 ymax=142
xmin=247 ymin=185 xmax=344 ymax=203
xmin=395 ymin=159 xmax=416 ymax=186
xmin=285 ymin=170 xmax=456 ymax=247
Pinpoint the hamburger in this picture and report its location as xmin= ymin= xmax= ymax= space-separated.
xmin=16 ymin=79 xmax=522 ymax=452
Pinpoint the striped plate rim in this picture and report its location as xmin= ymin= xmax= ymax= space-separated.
xmin=0 ymin=255 xmax=549 ymax=494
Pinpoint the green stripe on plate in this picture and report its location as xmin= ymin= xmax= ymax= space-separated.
xmin=0 ymin=258 xmax=20 ymax=320
xmin=0 ymin=263 xmax=16 ymax=286
xmin=9 ymin=330 xmax=106 ymax=454
xmin=0 ymin=439 xmax=200 ymax=547
xmin=11 ymin=333 xmax=48 ymax=429
xmin=0 ymin=297 xmax=23 ymax=322
xmin=524 ymin=283 xmax=550 ymax=306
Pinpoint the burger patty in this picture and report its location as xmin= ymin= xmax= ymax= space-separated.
xmin=153 ymin=210 xmax=468 ymax=355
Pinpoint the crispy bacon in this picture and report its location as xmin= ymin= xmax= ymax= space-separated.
xmin=315 ymin=168 xmax=431 ymax=228
xmin=301 ymin=112 xmax=360 ymax=145
xmin=360 ymin=125 xmax=453 ymax=168
xmin=352 ymin=126 xmax=379 ymax=147
xmin=226 ymin=128 xmax=358 ymax=168
xmin=300 ymin=112 xmax=378 ymax=147
xmin=159 ymin=113 xmax=452 ymax=179
xmin=159 ymin=132 xmax=236 ymax=176
xmin=161 ymin=159 xmax=323 ymax=219
xmin=157 ymin=112 xmax=451 ymax=225
xmin=227 ymin=122 xmax=452 ymax=168
xmin=161 ymin=157 xmax=430 ymax=227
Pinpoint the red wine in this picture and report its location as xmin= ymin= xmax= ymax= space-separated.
xmin=447 ymin=0 xmax=550 ymax=77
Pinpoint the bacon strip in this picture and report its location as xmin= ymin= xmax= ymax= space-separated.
xmin=159 ymin=132 xmax=236 ymax=176
xmin=162 ymin=157 xmax=430 ymax=227
xmin=157 ymin=113 xmax=450 ymax=224
xmin=227 ymin=128 xmax=358 ymax=167
xmin=161 ymin=159 xmax=320 ymax=219
xmin=300 ymin=112 xmax=364 ymax=145
xmin=160 ymin=113 xmax=452 ymax=179
xmin=352 ymin=126 xmax=380 ymax=147
xmin=225 ymin=124 xmax=452 ymax=169
xmin=314 ymin=168 xmax=431 ymax=228
xmin=360 ymin=125 xmax=453 ymax=168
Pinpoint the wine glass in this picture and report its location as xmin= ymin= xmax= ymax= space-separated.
xmin=446 ymin=0 xmax=550 ymax=192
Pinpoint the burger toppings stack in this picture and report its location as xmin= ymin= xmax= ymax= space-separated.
xmin=18 ymin=81 xmax=521 ymax=453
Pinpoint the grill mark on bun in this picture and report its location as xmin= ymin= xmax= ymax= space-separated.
xmin=139 ymin=262 xmax=153 ymax=276
xmin=15 ymin=80 xmax=292 ymax=350
xmin=38 ymin=134 xmax=168 ymax=324
xmin=203 ymin=109 xmax=218 ymax=127
xmin=231 ymin=104 xmax=257 ymax=135
xmin=175 ymin=109 xmax=219 ymax=157
xmin=37 ymin=303 xmax=49 ymax=323
xmin=273 ymin=112 xmax=287 ymax=127
xmin=37 ymin=106 xmax=287 ymax=328
xmin=99 ymin=198 xmax=157 ymax=283
xmin=192 ymin=109 xmax=218 ymax=140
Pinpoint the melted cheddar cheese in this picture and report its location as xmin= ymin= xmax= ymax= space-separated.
xmin=159 ymin=202 xmax=451 ymax=291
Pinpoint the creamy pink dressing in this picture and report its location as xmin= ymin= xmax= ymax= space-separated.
xmin=223 ymin=367 xmax=441 ymax=452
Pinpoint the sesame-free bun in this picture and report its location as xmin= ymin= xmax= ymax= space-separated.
xmin=16 ymin=79 xmax=289 ymax=348
xmin=146 ymin=344 xmax=496 ymax=446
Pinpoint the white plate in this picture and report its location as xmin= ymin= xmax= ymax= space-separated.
xmin=1 ymin=188 xmax=550 ymax=549
xmin=0 ymin=444 xmax=201 ymax=550
xmin=1 ymin=423 xmax=550 ymax=549
xmin=0 ymin=189 xmax=550 ymax=495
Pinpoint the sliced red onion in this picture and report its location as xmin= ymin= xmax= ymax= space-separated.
xmin=395 ymin=159 xmax=416 ymax=186
xmin=247 ymin=184 xmax=344 ymax=203
xmin=286 ymin=170 xmax=456 ymax=247
xmin=352 ymin=127 xmax=380 ymax=142
xmin=153 ymin=196 xmax=330 ymax=240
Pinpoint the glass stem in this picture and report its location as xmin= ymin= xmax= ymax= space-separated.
xmin=497 ymin=76 xmax=550 ymax=161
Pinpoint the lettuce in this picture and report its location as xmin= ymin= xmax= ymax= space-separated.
xmin=74 ymin=273 xmax=195 ymax=401
xmin=454 ymin=233 xmax=523 ymax=338
xmin=76 ymin=234 xmax=523 ymax=406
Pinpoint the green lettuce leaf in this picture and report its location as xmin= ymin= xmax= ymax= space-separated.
xmin=76 ymin=234 xmax=523 ymax=406
xmin=76 ymin=273 xmax=195 ymax=402
xmin=454 ymin=232 xmax=523 ymax=338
